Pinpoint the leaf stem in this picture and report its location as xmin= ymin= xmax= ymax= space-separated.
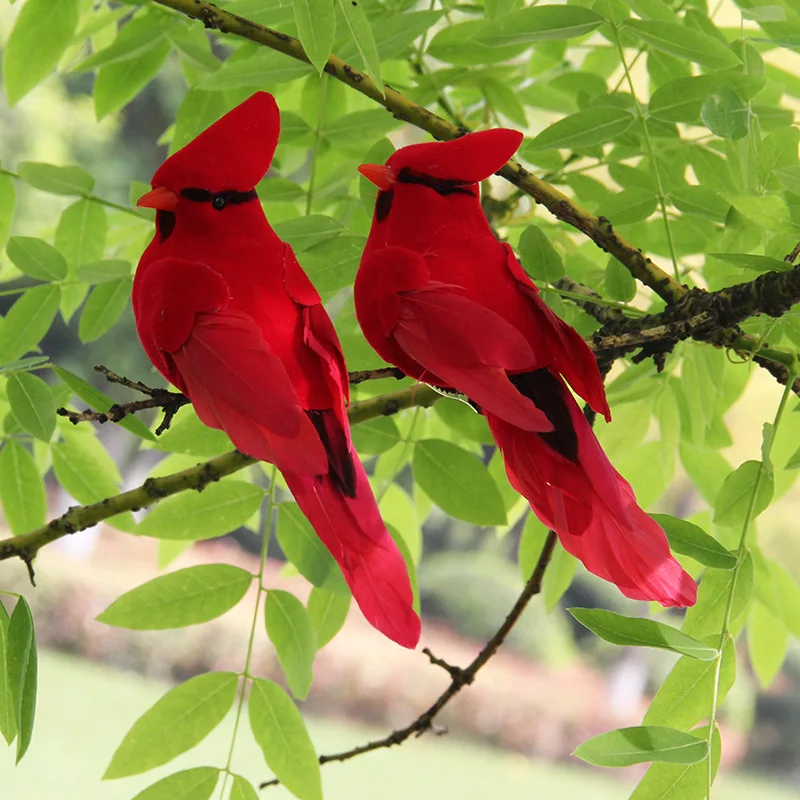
xmin=218 ymin=466 xmax=277 ymax=798
xmin=705 ymin=360 xmax=796 ymax=796
xmin=610 ymin=18 xmax=680 ymax=280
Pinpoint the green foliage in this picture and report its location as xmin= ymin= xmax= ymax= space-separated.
xmin=97 ymin=564 xmax=254 ymax=629
xmin=1 ymin=0 xmax=800 ymax=795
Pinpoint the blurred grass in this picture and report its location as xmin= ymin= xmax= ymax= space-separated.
xmin=1 ymin=649 xmax=797 ymax=800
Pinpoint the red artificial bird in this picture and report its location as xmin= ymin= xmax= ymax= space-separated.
xmin=132 ymin=92 xmax=420 ymax=648
xmin=354 ymin=130 xmax=697 ymax=607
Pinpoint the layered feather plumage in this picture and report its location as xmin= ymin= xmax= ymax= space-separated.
xmin=133 ymin=92 xmax=420 ymax=647
xmin=354 ymin=129 xmax=696 ymax=608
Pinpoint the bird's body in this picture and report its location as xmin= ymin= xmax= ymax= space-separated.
xmin=133 ymin=92 xmax=420 ymax=647
xmin=355 ymin=129 xmax=696 ymax=607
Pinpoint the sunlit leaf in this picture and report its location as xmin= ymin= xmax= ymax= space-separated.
xmin=249 ymin=678 xmax=322 ymax=800
xmin=264 ymin=590 xmax=317 ymax=700
xmin=574 ymin=726 xmax=707 ymax=767
xmin=569 ymin=608 xmax=718 ymax=660
xmin=104 ymin=672 xmax=238 ymax=779
xmin=97 ymin=564 xmax=254 ymax=630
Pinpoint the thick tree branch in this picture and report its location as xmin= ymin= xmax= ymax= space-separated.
xmin=0 ymin=385 xmax=440 ymax=568
xmin=260 ymin=530 xmax=559 ymax=789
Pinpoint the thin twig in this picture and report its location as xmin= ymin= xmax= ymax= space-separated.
xmin=259 ymin=531 xmax=558 ymax=789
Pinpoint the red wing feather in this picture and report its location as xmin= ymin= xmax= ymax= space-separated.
xmin=393 ymin=285 xmax=552 ymax=431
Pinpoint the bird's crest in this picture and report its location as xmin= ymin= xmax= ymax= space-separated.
xmin=387 ymin=128 xmax=523 ymax=183
xmin=152 ymin=91 xmax=280 ymax=192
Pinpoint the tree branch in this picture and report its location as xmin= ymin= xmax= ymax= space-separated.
xmin=259 ymin=530 xmax=559 ymax=789
xmin=0 ymin=385 xmax=441 ymax=568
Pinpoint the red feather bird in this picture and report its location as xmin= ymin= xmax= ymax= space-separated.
xmin=133 ymin=92 xmax=420 ymax=648
xmin=355 ymin=130 xmax=696 ymax=608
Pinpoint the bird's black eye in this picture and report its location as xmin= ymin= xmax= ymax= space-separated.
xmin=212 ymin=195 xmax=227 ymax=211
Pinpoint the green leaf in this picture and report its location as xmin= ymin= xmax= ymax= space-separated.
xmin=0 ymin=441 xmax=47 ymax=535
xmin=727 ymin=194 xmax=790 ymax=230
xmin=152 ymin=409 xmax=232 ymax=456
xmin=651 ymin=514 xmax=736 ymax=569
xmin=298 ymin=236 xmax=366 ymax=295
xmin=75 ymin=12 xmax=170 ymax=71
xmin=604 ymin=259 xmax=637 ymax=302
xmin=294 ymin=0 xmax=335 ymax=74
xmin=645 ymin=635 xmax=736 ymax=730
xmin=104 ymin=672 xmax=238 ymax=779
xmin=598 ymin=188 xmax=658 ymax=226
xmin=0 ymin=284 xmax=61 ymax=365
xmin=199 ymin=50 xmax=313 ymax=91
xmin=8 ymin=598 xmax=36 ymax=763
xmin=747 ymin=601 xmax=788 ymax=689
xmin=713 ymin=460 xmax=773 ymax=528
xmin=542 ymin=540 xmax=577 ymax=611
xmin=682 ymin=554 xmax=754 ymax=640
xmin=569 ymin=608 xmax=717 ymax=660
xmin=323 ymin=110 xmax=400 ymax=151
xmin=350 ymin=416 xmax=401 ymax=454
xmin=16 ymin=162 xmax=94 ymax=196
xmin=273 ymin=215 xmax=345 ymax=251
xmin=55 ymin=198 xmax=107 ymax=321
xmin=3 ymin=0 xmax=79 ymax=105
xmin=0 ymin=601 xmax=14 ymax=745
xmin=229 ymin=775 xmax=259 ymax=800
xmin=93 ymin=38 xmax=171 ymax=119
xmin=630 ymin=724 xmax=721 ymax=800
xmin=248 ymin=678 xmax=322 ymax=800
xmin=97 ymin=564 xmax=253 ymax=630
xmin=518 ymin=224 xmax=565 ymax=282
xmin=77 ymin=259 xmax=133 ymax=283
xmin=413 ymin=439 xmax=506 ymax=526
xmin=6 ymin=598 xmax=34 ymax=758
xmin=708 ymin=253 xmax=790 ymax=273
xmin=527 ymin=107 xmax=634 ymax=151
xmin=6 ymin=236 xmax=68 ymax=281
xmin=624 ymin=20 xmax=741 ymax=70
xmin=131 ymin=768 xmax=220 ymax=800
xmin=0 ymin=172 xmax=15 ymax=249
xmin=264 ymin=590 xmax=317 ymax=700
xmin=339 ymin=10 xmax=442 ymax=62
xmin=136 ymin=481 xmax=264 ymax=541
xmin=476 ymin=6 xmax=603 ymax=47
xmin=257 ymin=178 xmax=305 ymax=204
xmin=276 ymin=502 xmax=339 ymax=588
xmin=54 ymin=365 xmax=155 ymax=441
xmin=307 ymin=587 xmax=351 ymax=648
xmin=434 ymin=398 xmax=494 ymax=445
xmin=78 ymin=278 xmax=132 ymax=343
xmin=51 ymin=430 xmax=120 ymax=504
xmin=701 ymin=84 xmax=750 ymax=140
xmin=574 ymin=726 xmax=707 ymax=768
xmin=649 ymin=76 xmax=717 ymax=123
xmin=7 ymin=372 xmax=56 ymax=441
xmin=336 ymin=0 xmax=384 ymax=96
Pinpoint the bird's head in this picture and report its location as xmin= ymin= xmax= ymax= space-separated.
xmin=358 ymin=128 xmax=524 ymax=217
xmin=137 ymin=91 xmax=279 ymax=240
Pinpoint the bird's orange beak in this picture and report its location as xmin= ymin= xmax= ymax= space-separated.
xmin=358 ymin=163 xmax=397 ymax=192
xmin=136 ymin=186 xmax=179 ymax=211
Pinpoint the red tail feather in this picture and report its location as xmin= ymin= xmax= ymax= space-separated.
xmin=487 ymin=379 xmax=696 ymax=608
xmin=284 ymin=463 xmax=421 ymax=648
